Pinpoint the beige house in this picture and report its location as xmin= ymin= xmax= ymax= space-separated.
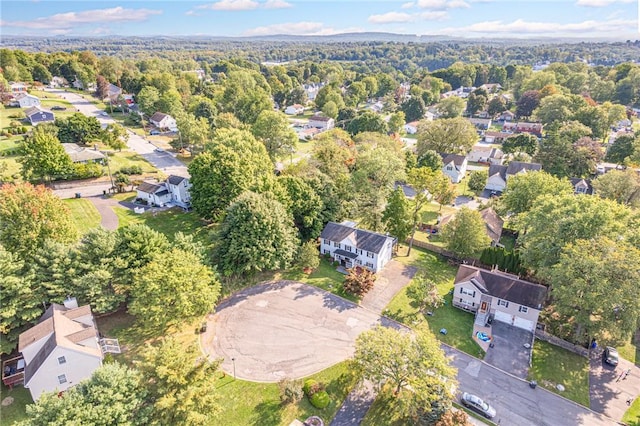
xmin=308 ymin=115 xmax=335 ymax=130
xmin=18 ymin=299 xmax=104 ymax=401
xmin=441 ymin=153 xmax=468 ymax=183
xmin=453 ymin=265 xmax=547 ymax=332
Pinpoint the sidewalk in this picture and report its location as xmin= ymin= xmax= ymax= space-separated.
xmin=330 ymin=380 xmax=376 ymax=426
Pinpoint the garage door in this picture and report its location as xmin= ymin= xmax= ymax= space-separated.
xmin=493 ymin=310 xmax=512 ymax=324
xmin=513 ymin=317 xmax=534 ymax=331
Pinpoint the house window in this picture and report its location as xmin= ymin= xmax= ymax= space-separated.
xmin=58 ymin=374 xmax=67 ymax=384
xmin=356 ymin=259 xmax=362 ymax=265
xmin=498 ymin=300 xmax=509 ymax=308
xmin=323 ymin=249 xmax=328 ymax=254
xmin=519 ymin=306 xmax=528 ymax=313
xmin=460 ymin=287 xmax=475 ymax=297
xmin=345 ymin=245 xmax=352 ymax=252
xmin=575 ymin=186 xmax=585 ymax=193
xmin=323 ymin=239 xmax=330 ymax=245
xmin=58 ymin=356 xmax=66 ymax=365
xmin=366 ymin=252 xmax=374 ymax=258
xmin=446 ymin=166 xmax=453 ymax=171
xmin=356 ymin=249 xmax=363 ymax=255
xmin=365 ymin=262 xmax=374 ymax=268
xmin=333 ymin=242 xmax=341 ymax=249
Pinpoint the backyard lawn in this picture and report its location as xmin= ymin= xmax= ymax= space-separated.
xmin=107 ymin=150 xmax=158 ymax=175
xmin=0 ymin=384 xmax=32 ymax=425
xmin=63 ymin=198 xmax=102 ymax=234
xmin=386 ymin=245 xmax=485 ymax=359
xmin=528 ymin=340 xmax=590 ymax=407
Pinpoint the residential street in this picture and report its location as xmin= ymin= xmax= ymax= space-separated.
xmin=443 ymin=346 xmax=615 ymax=426
xmin=45 ymin=88 xmax=189 ymax=177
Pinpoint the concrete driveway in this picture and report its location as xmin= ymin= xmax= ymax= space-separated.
xmin=203 ymin=281 xmax=405 ymax=382
xmin=484 ymin=321 xmax=533 ymax=379
xmin=590 ymin=349 xmax=640 ymax=421
xmin=360 ymin=260 xmax=416 ymax=313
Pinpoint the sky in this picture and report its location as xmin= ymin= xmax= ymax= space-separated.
xmin=1 ymin=0 xmax=639 ymax=40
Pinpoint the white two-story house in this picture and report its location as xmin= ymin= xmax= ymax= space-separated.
xmin=453 ymin=265 xmax=547 ymax=332
xmin=149 ymin=112 xmax=178 ymax=132
xmin=17 ymin=299 xmax=104 ymax=401
xmin=136 ymin=175 xmax=191 ymax=209
xmin=485 ymin=161 xmax=542 ymax=193
xmin=441 ymin=153 xmax=468 ymax=184
xmin=319 ymin=222 xmax=395 ymax=272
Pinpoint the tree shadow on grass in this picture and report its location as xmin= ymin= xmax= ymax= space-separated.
xmin=251 ymin=400 xmax=283 ymax=426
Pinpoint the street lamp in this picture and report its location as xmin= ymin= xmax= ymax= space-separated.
xmin=231 ymin=357 xmax=236 ymax=380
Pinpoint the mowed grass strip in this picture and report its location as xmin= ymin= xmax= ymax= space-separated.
xmin=528 ymin=340 xmax=590 ymax=407
xmin=63 ymin=198 xmax=102 ymax=234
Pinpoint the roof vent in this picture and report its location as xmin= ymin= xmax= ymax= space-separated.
xmin=63 ymin=297 xmax=78 ymax=310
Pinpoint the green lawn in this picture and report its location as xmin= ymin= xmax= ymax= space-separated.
xmin=623 ymin=397 xmax=640 ymax=426
xmin=420 ymin=202 xmax=457 ymax=224
xmin=385 ymin=245 xmax=485 ymax=359
xmin=283 ymin=258 xmax=357 ymax=302
xmin=107 ymin=151 xmax=158 ymax=175
xmin=617 ymin=340 xmax=639 ymax=366
xmin=0 ymin=384 xmax=32 ymax=425
xmin=63 ymin=198 xmax=102 ymax=234
xmin=528 ymin=340 xmax=590 ymax=407
xmin=0 ymin=157 xmax=22 ymax=182
xmin=216 ymin=361 xmax=358 ymax=426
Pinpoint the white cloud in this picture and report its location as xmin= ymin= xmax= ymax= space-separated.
xmin=401 ymin=2 xmax=415 ymax=8
xmin=419 ymin=11 xmax=449 ymax=20
xmin=198 ymin=0 xmax=259 ymax=11
xmin=263 ymin=0 xmax=293 ymax=9
xmin=243 ymin=21 xmax=362 ymax=36
xmin=0 ymin=7 xmax=161 ymax=30
xmin=368 ymin=12 xmax=413 ymax=24
xmin=428 ymin=18 xmax=637 ymax=37
xmin=416 ymin=0 xmax=469 ymax=9
xmin=576 ymin=0 xmax=633 ymax=6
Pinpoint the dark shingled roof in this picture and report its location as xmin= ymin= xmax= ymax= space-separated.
xmin=167 ymin=175 xmax=186 ymax=185
xmin=137 ymin=181 xmax=164 ymax=194
xmin=320 ymin=222 xmax=394 ymax=254
xmin=569 ymin=178 xmax=594 ymax=195
xmin=441 ymin=153 xmax=467 ymax=168
xmin=149 ymin=111 xmax=169 ymax=123
xmin=309 ymin=115 xmax=332 ymax=122
xmin=480 ymin=208 xmax=504 ymax=243
xmin=333 ymin=249 xmax=358 ymax=259
xmin=488 ymin=164 xmax=507 ymax=181
xmin=506 ymin=161 xmax=542 ymax=176
xmin=455 ymin=265 xmax=547 ymax=309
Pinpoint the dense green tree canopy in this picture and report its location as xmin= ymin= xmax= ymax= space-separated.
xmin=592 ymin=169 xmax=640 ymax=207
xmin=189 ymin=128 xmax=273 ymax=219
xmin=499 ymin=171 xmax=573 ymax=218
xmin=251 ymin=110 xmax=298 ymax=161
xmin=382 ymin=187 xmax=412 ymax=244
xmin=214 ymin=191 xmax=299 ymax=276
xmin=416 ymin=117 xmax=478 ymax=156
xmin=441 ymin=207 xmax=490 ymax=259
xmin=20 ymin=124 xmax=74 ymax=182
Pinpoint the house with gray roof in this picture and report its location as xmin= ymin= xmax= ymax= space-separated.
xmin=319 ymin=221 xmax=396 ymax=272
xmin=485 ymin=161 xmax=542 ymax=193
xmin=17 ymin=299 xmax=105 ymax=401
xmin=62 ymin=143 xmax=106 ymax=164
xmin=569 ymin=178 xmax=594 ymax=195
xmin=24 ymin=106 xmax=54 ymax=126
xmin=441 ymin=153 xmax=468 ymax=183
xmin=136 ymin=175 xmax=191 ymax=208
xmin=453 ymin=265 xmax=547 ymax=332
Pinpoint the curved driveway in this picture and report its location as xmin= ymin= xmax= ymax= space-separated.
xmin=203 ymin=281 xmax=405 ymax=382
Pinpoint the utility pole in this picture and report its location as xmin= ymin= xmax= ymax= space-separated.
xmin=104 ymin=152 xmax=115 ymax=193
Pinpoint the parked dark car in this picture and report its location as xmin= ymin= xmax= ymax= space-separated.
xmin=603 ymin=346 xmax=619 ymax=366
xmin=461 ymin=392 xmax=497 ymax=419
xmin=51 ymin=106 xmax=66 ymax=111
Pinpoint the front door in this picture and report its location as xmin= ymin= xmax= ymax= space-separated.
xmin=480 ymin=301 xmax=488 ymax=313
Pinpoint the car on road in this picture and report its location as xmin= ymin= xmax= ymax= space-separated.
xmin=154 ymin=148 xmax=164 ymax=153
xmin=603 ymin=346 xmax=619 ymax=366
xmin=100 ymin=111 xmax=108 ymax=116
xmin=461 ymin=392 xmax=497 ymax=419
xmin=51 ymin=106 xmax=66 ymax=111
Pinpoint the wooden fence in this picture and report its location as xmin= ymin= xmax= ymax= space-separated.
xmin=534 ymin=329 xmax=589 ymax=358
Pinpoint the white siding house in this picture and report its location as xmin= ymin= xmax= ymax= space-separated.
xmin=149 ymin=112 xmax=178 ymax=132
xmin=441 ymin=154 xmax=468 ymax=184
xmin=308 ymin=115 xmax=335 ymax=130
xmin=319 ymin=222 xmax=395 ymax=272
xmin=136 ymin=175 xmax=191 ymax=208
xmin=485 ymin=161 xmax=542 ymax=193
xmin=285 ymin=104 xmax=305 ymax=115
xmin=18 ymin=300 xmax=104 ymax=401
xmin=16 ymin=93 xmax=41 ymax=108
xmin=453 ymin=265 xmax=547 ymax=332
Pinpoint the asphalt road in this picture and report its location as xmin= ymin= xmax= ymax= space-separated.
xmin=444 ymin=346 xmax=615 ymax=426
xmin=45 ymin=88 xmax=189 ymax=177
